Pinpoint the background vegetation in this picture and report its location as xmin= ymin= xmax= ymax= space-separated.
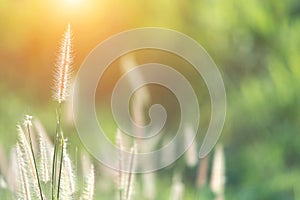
xmin=0 ymin=0 xmax=300 ymax=199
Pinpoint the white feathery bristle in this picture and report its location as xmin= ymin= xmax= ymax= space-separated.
xmin=7 ymin=147 xmax=18 ymax=192
xmin=116 ymin=129 xmax=124 ymax=190
xmin=169 ymin=174 xmax=185 ymax=200
xmin=61 ymin=140 xmax=76 ymax=199
xmin=124 ymin=144 xmax=136 ymax=200
xmin=23 ymin=115 xmax=33 ymax=127
xmin=34 ymin=119 xmax=54 ymax=156
xmin=34 ymin=119 xmax=53 ymax=183
xmin=184 ymin=125 xmax=198 ymax=167
xmin=64 ymin=154 xmax=76 ymax=194
xmin=142 ymin=173 xmax=156 ymax=200
xmin=33 ymin=119 xmax=54 ymax=150
xmin=80 ymin=164 xmax=95 ymax=200
xmin=34 ymin=120 xmax=54 ymax=156
xmin=210 ymin=144 xmax=226 ymax=200
xmin=16 ymin=144 xmax=31 ymax=200
xmin=39 ymin=137 xmax=50 ymax=183
xmin=24 ymin=115 xmax=39 ymax=153
xmin=17 ymin=125 xmax=41 ymax=199
xmin=81 ymin=152 xmax=92 ymax=179
xmin=53 ymin=23 xmax=73 ymax=103
xmin=65 ymin=80 xmax=75 ymax=125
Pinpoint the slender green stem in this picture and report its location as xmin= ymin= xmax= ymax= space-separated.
xmin=75 ymin=146 xmax=78 ymax=200
xmin=118 ymin=143 xmax=123 ymax=200
xmin=125 ymin=145 xmax=136 ymax=200
xmin=57 ymin=135 xmax=65 ymax=200
xmin=119 ymin=183 xmax=123 ymax=200
xmin=51 ymin=124 xmax=58 ymax=200
xmin=52 ymin=103 xmax=62 ymax=200
xmin=27 ymin=124 xmax=44 ymax=200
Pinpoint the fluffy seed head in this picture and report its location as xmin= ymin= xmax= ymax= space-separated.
xmin=16 ymin=144 xmax=32 ymax=200
xmin=210 ymin=144 xmax=226 ymax=199
xmin=16 ymin=125 xmax=41 ymax=199
xmin=80 ymin=165 xmax=95 ymax=200
xmin=184 ymin=125 xmax=198 ymax=167
xmin=39 ymin=137 xmax=50 ymax=183
xmin=53 ymin=24 xmax=73 ymax=103
xmin=170 ymin=174 xmax=185 ymax=200
xmin=23 ymin=115 xmax=33 ymax=127
xmin=61 ymin=139 xmax=76 ymax=199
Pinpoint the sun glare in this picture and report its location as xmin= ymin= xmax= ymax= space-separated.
xmin=65 ymin=0 xmax=83 ymax=7
xmin=64 ymin=0 xmax=83 ymax=8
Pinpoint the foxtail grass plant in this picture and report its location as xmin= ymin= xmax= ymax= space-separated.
xmin=52 ymin=23 xmax=73 ymax=200
xmin=80 ymin=165 xmax=95 ymax=200
xmin=210 ymin=145 xmax=225 ymax=200
xmin=169 ymin=173 xmax=185 ymax=200
xmin=7 ymin=22 xmax=228 ymax=200
xmin=115 ymin=130 xmax=137 ymax=200
xmin=15 ymin=114 xmax=95 ymax=200
xmin=16 ymin=120 xmax=44 ymax=200
xmin=14 ymin=24 xmax=94 ymax=200
xmin=125 ymin=144 xmax=136 ymax=200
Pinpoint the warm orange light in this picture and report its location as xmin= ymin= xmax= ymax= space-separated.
xmin=65 ymin=0 xmax=83 ymax=7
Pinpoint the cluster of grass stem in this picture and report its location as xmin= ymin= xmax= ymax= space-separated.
xmin=51 ymin=104 xmax=65 ymax=200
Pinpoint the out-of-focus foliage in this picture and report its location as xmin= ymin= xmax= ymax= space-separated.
xmin=0 ymin=0 xmax=300 ymax=199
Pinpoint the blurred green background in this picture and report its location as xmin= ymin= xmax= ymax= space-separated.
xmin=1 ymin=0 xmax=300 ymax=199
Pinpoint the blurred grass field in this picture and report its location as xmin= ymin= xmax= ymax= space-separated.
xmin=1 ymin=0 xmax=300 ymax=199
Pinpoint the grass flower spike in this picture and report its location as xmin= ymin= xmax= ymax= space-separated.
xmin=210 ymin=144 xmax=225 ymax=200
xmin=16 ymin=144 xmax=31 ymax=200
xmin=17 ymin=123 xmax=44 ymax=200
xmin=24 ymin=115 xmax=33 ymax=127
xmin=80 ymin=165 xmax=95 ymax=200
xmin=53 ymin=24 xmax=73 ymax=103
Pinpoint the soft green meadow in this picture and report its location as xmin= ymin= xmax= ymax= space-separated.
xmin=1 ymin=0 xmax=300 ymax=199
